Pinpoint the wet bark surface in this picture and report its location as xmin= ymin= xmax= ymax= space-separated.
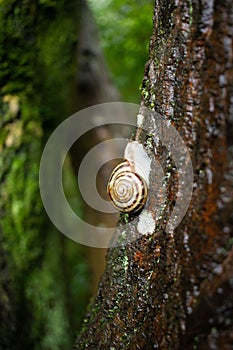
xmin=74 ymin=0 xmax=233 ymax=349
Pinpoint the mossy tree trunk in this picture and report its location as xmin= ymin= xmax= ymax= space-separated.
xmin=0 ymin=0 xmax=124 ymax=348
xmin=0 ymin=1 xmax=81 ymax=349
xmin=74 ymin=0 xmax=233 ymax=349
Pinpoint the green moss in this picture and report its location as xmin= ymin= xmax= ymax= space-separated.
xmin=0 ymin=1 xmax=83 ymax=349
xmin=189 ymin=0 xmax=193 ymax=27
xmin=25 ymin=232 xmax=72 ymax=350
xmin=122 ymin=213 xmax=130 ymax=223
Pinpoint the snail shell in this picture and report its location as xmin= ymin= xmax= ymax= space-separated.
xmin=107 ymin=160 xmax=148 ymax=213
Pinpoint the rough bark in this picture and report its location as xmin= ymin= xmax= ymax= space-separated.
xmin=74 ymin=0 xmax=233 ymax=349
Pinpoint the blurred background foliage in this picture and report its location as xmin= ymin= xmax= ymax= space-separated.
xmin=89 ymin=0 xmax=153 ymax=102
xmin=0 ymin=0 xmax=153 ymax=349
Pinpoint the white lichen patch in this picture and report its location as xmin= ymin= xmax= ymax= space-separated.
xmin=137 ymin=210 xmax=156 ymax=235
xmin=137 ymin=113 xmax=144 ymax=127
xmin=124 ymin=141 xmax=151 ymax=185
xmin=122 ymin=255 xmax=129 ymax=273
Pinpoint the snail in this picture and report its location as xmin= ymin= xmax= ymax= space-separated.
xmin=107 ymin=141 xmax=151 ymax=213
xmin=107 ymin=159 xmax=148 ymax=213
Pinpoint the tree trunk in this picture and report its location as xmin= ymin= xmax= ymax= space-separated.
xmin=69 ymin=0 xmax=121 ymax=292
xmin=0 ymin=1 xmax=81 ymax=349
xmin=74 ymin=0 xmax=233 ymax=349
xmin=0 ymin=0 xmax=125 ymax=348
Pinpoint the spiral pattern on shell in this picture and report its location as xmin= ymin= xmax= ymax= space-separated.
xmin=107 ymin=160 xmax=148 ymax=213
